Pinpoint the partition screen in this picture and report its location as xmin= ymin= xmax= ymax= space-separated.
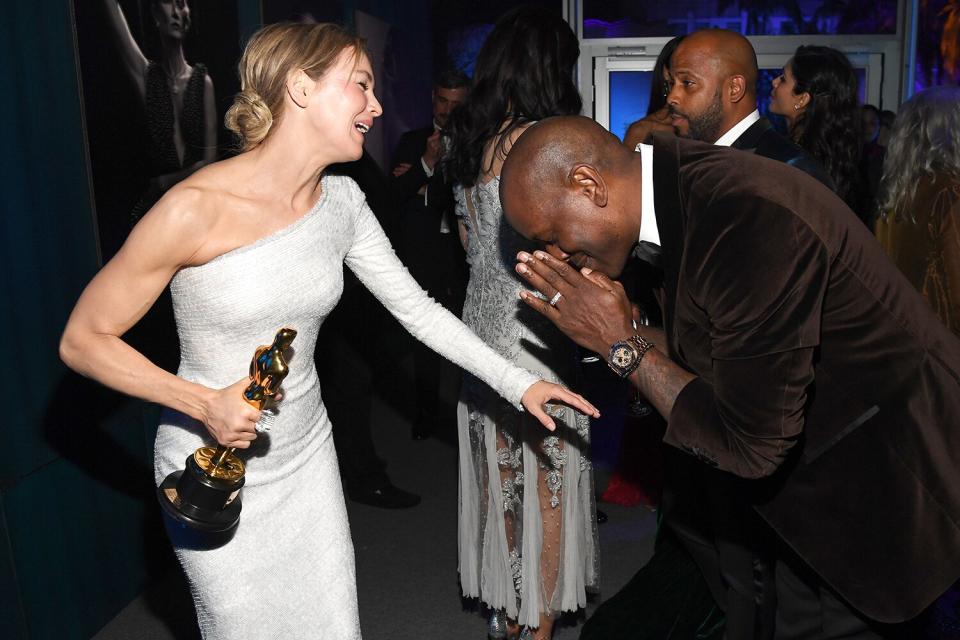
xmin=609 ymin=70 xmax=655 ymax=141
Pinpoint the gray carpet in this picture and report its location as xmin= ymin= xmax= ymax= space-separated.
xmin=93 ymin=363 xmax=657 ymax=640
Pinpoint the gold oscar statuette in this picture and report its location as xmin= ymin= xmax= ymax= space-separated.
xmin=158 ymin=328 xmax=297 ymax=532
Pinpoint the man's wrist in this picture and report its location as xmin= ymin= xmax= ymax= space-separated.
xmin=598 ymin=324 xmax=636 ymax=356
xmin=607 ymin=333 xmax=655 ymax=378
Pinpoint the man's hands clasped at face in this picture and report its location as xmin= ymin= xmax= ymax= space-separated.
xmin=515 ymin=250 xmax=636 ymax=357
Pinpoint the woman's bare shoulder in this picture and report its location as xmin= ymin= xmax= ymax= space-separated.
xmin=481 ymin=121 xmax=537 ymax=180
xmin=164 ymin=156 xmax=249 ymax=221
xmin=130 ymin=163 xmax=245 ymax=265
xmin=151 ymin=169 xmax=226 ymax=227
xmin=499 ymin=120 xmax=536 ymax=150
xmin=126 ymin=185 xmax=214 ymax=262
xmin=159 ymin=156 xmax=281 ymax=264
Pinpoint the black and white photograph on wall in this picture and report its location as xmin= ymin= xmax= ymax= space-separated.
xmin=73 ymin=0 xmax=244 ymax=262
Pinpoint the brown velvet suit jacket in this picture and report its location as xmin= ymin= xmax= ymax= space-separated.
xmin=649 ymin=134 xmax=960 ymax=622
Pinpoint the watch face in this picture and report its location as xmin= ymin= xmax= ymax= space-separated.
xmin=611 ymin=343 xmax=637 ymax=369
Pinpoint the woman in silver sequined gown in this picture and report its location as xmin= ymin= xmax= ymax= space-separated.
xmin=60 ymin=23 xmax=598 ymax=640
xmin=444 ymin=8 xmax=600 ymax=639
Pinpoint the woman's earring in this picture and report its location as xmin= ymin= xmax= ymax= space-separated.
xmin=794 ymin=104 xmax=800 ymax=110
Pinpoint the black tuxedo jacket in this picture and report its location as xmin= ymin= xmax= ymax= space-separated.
xmin=391 ymin=125 xmax=457 ymax=237
xmin=731 ymin=117 xmax=834 ymax=190
xmin=391 ymin=126 xmax=433 ymax=200
xmin=649 ymin=133 xmax=960 ymax=622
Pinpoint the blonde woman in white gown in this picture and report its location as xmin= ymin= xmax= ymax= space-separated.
xmin=60 ymin=22 xmax=598 ymax=639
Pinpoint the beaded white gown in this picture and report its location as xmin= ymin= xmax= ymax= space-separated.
xmin=154 ymin=175 xmax=538 ymax=639
xmin=456 ymin=178 xmax=600 ymax=627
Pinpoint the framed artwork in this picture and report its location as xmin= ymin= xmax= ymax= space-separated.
xmin=73 ymin=0 xmax=246 ymax=262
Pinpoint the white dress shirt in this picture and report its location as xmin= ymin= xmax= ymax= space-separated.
xmin=634 ymin=110 xmax=760 ymax=244
xmin=421 ymin=121 xmax=451 ymax=232
xmin=636 ymin=142 xmax=660 ymax=246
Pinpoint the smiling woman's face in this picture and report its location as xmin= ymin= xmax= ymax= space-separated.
xmin=152 ymin=0 xmax=191 ymax=40
xmin=306 ymin=49 xmax=383 ymax=162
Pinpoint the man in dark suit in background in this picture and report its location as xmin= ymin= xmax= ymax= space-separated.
xmin=502 ymin=116 xmax=960 ymax=638
xmin=391 ymin=69 xmax=469 ymax=439
xmin=667 ymin=29 xmax=831 ymax=186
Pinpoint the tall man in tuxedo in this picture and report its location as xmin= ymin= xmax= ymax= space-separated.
xmin=500 ymin=116 xmax=960 ymax=638
xmin=391 ymin=69 xmax=469 ymax=439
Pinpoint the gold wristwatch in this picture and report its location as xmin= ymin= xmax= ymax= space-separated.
xmin=607 ymin=334 xmax=655 ymax=378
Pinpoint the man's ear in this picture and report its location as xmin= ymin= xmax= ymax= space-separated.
xmin=569 ymin=164 xmax=608 ymax=207
xmin=728 ymin=75 xmax=747 ymax=104
xmin=286 ymin=69 xmax=312 ymax=108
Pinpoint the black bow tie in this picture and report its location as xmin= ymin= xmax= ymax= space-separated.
xmin=632 ymin=240 xmax=662 ymax=267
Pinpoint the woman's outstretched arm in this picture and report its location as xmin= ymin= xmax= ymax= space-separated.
xmin=341 ymin=179 xmax=599 ymax=428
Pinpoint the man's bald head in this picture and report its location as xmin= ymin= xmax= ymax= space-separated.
xmin=678 ymin=29 xmax=758 ymax=93
xmin=500 ymin=116 xmax=641 ymax=278
xmin=501 ymin=115 xmax=630 ymax=201
xmin=667 ymin=29 xmax=759 ymax=142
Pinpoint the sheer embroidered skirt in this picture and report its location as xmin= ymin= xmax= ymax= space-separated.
xmin=457 ymin=359 xmax=600 ymax=627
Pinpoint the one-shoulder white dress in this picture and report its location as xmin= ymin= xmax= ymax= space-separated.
xmin=154 ymin=175 xmax=538 ymax=639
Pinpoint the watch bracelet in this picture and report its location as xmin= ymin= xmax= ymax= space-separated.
xmin=607 ymin=334 xmax=656 ymax=378
xmin=627 ymin=334 xmax=656 ymax=361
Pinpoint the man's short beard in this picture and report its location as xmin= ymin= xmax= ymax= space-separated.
xmin=682 ymin=90 xmax=725 ymax=143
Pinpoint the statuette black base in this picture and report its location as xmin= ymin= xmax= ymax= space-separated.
xmin=158 ymin=454 xmax=244 ymax=533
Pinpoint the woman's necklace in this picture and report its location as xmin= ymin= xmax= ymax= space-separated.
xmin=161 ymin=64 xmax=190 ymax=95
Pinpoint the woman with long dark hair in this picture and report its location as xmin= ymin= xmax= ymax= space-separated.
xmin=770 ymin=45 xmax=869 ymax=221
xmin=444 ymin=7 xmax=599 ymax=639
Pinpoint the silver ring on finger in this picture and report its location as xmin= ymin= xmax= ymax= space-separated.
xmin=548 ymin=291 xmax=563 ymax=307
xmin=254 ymin=408 xmax=277 ymax=433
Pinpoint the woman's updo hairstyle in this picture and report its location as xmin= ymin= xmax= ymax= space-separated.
xmin=225 ymin=22 xmax=367 ymax=151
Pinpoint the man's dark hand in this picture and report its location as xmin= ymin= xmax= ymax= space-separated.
xmin=515 ymin=250 xmax=635 ymax=356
